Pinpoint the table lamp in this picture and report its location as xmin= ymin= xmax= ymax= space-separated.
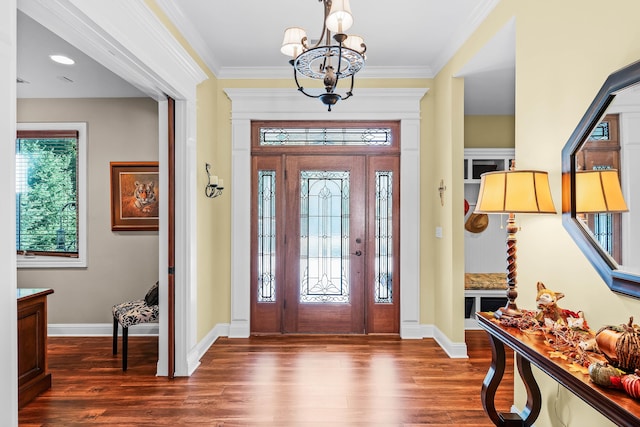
xmin=474 ymin=163 xmax=557 ymax=318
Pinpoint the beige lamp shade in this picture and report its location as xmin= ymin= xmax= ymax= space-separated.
xmin=326 ymin=0 xmax=353 ymax=33
xmin=576 ymin=169 xmax=628 ymax=213
xmin=475 ymin=170 xmax=557 ymax=214
xmin=281 ymin=27 xmax=307 ymax=58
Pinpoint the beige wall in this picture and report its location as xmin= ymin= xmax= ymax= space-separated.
xmin=464 ymin=115 xmax=514 ymax=148
xmin=17 ymin=98 xmax=159 ymax=324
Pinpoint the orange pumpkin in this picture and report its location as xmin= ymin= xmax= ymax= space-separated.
xmin=596 ymin=317 xmax=640 ymax=373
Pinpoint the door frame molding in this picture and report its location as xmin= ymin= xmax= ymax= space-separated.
xmin=18 ymin=0 xmax=207 ymax=376
xmin=225 ymin=88 xmax=427 ymax=339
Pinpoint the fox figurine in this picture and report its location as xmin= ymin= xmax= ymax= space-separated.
xmin=535 ymin=281 xmax=587 ymax=329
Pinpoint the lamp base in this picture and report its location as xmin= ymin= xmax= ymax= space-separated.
xmin=493 ymin=213 xmax=521 ymax=320
xmin=494 ymin=308 xmax=523 ymax=319
xmin=493 ymin=304 xmax=522 ymax=319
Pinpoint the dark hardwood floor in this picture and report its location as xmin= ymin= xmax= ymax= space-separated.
xmin=19 ymin=331 xmax=513 ymax=426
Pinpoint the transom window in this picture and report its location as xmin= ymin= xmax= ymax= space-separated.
xmin=260 ymin=127 xmax=392 ymax=146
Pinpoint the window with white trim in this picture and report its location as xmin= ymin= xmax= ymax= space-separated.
xmin=16 ymin=123 xmax=87 ymax=268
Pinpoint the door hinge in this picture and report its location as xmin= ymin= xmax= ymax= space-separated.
xmin=168 ymin=266 xmax=175 ymax=275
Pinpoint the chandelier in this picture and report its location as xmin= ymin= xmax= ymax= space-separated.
xmin=280 ymin=0 xmax=366 ymax=111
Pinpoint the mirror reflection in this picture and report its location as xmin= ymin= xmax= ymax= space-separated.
xmin=575 ymin=84 xmax=640 ymax=274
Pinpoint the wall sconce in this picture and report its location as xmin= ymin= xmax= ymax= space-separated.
xmin=438 ymin=179 xmax=446 ymax=206
xmin=205 ymin=163 xmax=224 ymax=198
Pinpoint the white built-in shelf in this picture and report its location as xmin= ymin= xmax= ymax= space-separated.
xmin=464 ymin=148 xmax=514 ymax=329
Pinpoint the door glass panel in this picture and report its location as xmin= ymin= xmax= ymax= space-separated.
xmin=300 ymin=171 xmax=350 ymax=303
xmin=257 ymin=170 xmax=276 ymax=302
xmin=375 ymin=171 xmax=393 ymax=303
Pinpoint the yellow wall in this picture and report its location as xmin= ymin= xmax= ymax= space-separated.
xmin=146 ymin=1 xmax=229 ymax=340
xmin=459 ymin=1 xmax=640 ymax=425
xmin=513 ymin=1 xmax=640 ymax=425
xmin=464 ymin=115 xmax=514 ymax=148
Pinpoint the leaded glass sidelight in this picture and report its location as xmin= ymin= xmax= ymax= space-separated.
xmin=375 ymin=171 xmax=393 ymax=303
xmin=300 ymin=171 xmax=350 ymax=303
xmin=257 ymin=171 xmax=276 ymax=302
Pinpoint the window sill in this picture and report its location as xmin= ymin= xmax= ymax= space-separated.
xmin=17 ymin=254 xmax=86 ymax=269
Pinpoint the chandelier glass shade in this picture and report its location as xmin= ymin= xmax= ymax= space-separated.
xmin=281 ymin=0 xmax=366 ymax=111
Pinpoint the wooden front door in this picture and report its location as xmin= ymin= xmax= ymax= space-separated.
xmin=250 ymin=122 xmax=400 ymax=334
xmin=283 ymin=156 xmax=366 ymax=333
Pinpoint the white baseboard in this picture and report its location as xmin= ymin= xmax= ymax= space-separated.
xmin=400 ymin=321 xmax=424 ymax=339
xmin=421 ymin=323 xmax=469 ymax=358
xmin=48 ymin=322 xmax=468 ymax=361
xmin=194 ymin=323 xmax=229 ymax=367
xmin=48 ymin=323 xmax=159 ymax=336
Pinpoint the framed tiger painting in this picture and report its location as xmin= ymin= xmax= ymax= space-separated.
xmin=110 ymin=162 xmax=159 ymax=231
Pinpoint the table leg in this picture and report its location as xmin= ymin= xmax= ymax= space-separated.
xmin=516 ymin=354 xmax=541 ymax=426
xmin=482 ymin=333 xmax=525 ymax=426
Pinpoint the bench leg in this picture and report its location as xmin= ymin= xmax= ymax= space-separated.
xmin=113 ymin=317 xmax=118 ymax=355
xmin=122 ymin=326 xmax=128 ymax=371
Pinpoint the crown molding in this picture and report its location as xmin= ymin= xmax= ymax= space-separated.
xmin=156 ymin=0 xmax=498 ymax=81
xmin=431 ymin=0 xmax=501 ymax=75
xmin=216 ymin=65 xmax=434 ymax=80
xmin=155 ymin=0 xmax=221 ymax=77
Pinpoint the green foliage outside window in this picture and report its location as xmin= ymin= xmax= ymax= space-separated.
xmin=16 ymin=137 xmax=78 ymax=254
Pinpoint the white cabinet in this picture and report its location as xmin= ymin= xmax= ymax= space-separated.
xmin=464 ymin=148 xmax=514 ymax=329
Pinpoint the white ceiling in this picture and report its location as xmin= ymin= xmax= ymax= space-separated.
xmin=16 ymin=11 xmax=147 ymax=99
xmin=17 ymin=0 xmax=514 ymax=115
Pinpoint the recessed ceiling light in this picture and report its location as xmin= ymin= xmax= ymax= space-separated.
xmin=49 ymin=54 xmax=75 ymax=65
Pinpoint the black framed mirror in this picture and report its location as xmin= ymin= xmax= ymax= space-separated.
xmin=562 ymin=59 xmax=640 ymax=298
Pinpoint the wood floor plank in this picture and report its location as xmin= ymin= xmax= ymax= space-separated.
xmin=19 ymin=331 xmax=513 ymax=426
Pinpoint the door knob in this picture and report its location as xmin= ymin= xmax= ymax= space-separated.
xmin=351 ymin=250 xmax=362 ymax=256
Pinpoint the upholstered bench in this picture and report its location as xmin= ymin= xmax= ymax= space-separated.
xmin=112 ymin=282 xmax=159 ymax=371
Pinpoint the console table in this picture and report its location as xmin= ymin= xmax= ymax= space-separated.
xmin=18 ymin=288 xmax=53 ymax=408
xmin=476 ymin=311 xmax=640 ymax=426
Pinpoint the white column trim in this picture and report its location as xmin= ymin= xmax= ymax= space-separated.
xmin=2 ymin=1 xmax=18 ymax=425
xmin=224 ymin=87 xmax=427 ymax=338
